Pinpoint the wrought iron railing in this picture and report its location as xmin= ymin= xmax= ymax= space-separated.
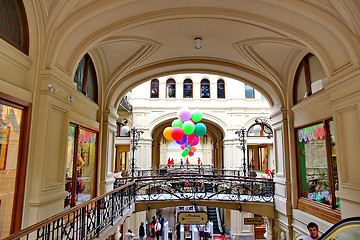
xmin=4 ymin=169 xmax=274 ymax=240
xmin=3 ymin=181 xmax=135 ymax=240
xmin=115 ymin=166 xmax=263 ymax=178
xmin=115 ymin=174 xmax=274 ymax=203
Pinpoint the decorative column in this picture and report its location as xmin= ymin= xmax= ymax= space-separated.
xmin=271 ymin=106 xmax=293 ymax=239
xmin=100 ymin=106 xmax=118 ymax=194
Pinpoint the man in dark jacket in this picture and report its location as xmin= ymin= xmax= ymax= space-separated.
xmin=139 ymin=222 xmax=145 ymax=240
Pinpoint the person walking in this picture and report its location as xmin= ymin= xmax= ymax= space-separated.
xmin=176 ymin=223 xmax=180 ymax=240
xmin=198 ymin=224 xmax=205 ymax=240
xmin=151 ymin=216 xmax=156 ymax=237
xmin=155 ymin=219 xmax=162 ymax=240
xmin=139 ymin=222 xmax=145 ymax=240
xmin=125 ymin=229 xmax=135 ymax=240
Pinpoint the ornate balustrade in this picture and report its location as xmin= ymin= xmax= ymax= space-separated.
xmin=4 ymin=169 xmax=274 ymax=240
xmin=115 ymin=166 xmax=262 ymax=178
xmin=114 ymin=173 xmax=274 ymax=203
xmin=3 ymin=181 xmax=135 ymax=240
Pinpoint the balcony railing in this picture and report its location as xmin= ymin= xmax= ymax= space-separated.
xmin=114 ymin=172 xmax=275 ymax=203
xmin=4 ymin=168 xmax=274 ymax=240
xmin=115 ymin=165 xmax=267 ymax=178
xmin=3 ymin=181 xmax=135 ymax=240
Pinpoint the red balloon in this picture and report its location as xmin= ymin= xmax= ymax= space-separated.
xmin=171 ymin=127 xmax=184 ymax=140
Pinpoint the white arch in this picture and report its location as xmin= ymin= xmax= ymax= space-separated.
xmin=147 ymin=110 xmax=227 ymax=137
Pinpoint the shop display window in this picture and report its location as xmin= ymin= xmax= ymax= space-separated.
xmin=0 ymin=95 xmax=30 ymax=237
xmin=65 ymin=125 xmax=98 ymax=209
xmin=297 ymin=120 xmax=340 ymax=221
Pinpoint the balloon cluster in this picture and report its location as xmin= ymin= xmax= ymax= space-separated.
xmin=163 ymin=108 xmax=207 ymax=157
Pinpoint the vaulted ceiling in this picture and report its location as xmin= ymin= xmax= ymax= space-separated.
xmin=30 ymin=0 xmax=360 ymax=109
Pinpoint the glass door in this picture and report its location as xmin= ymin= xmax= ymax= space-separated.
xmin=0 ymin=98 xmax=28 ymax=238
xmin=65 ymin=124 xmax=98 ymax=209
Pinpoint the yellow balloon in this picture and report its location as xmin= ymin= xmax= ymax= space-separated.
xmin=163 ymin=127 xmax=174 ymax=140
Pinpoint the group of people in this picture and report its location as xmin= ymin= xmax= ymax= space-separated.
xmin=175 ymin=223 xmax=210 ymax=240
xmin=124 ymin=214 xmax=165 ymax=240
xmin=167 ymin=157 xmax=203 ymax=167
xmin=126 ymin=218 xmax=320 ymax=240
xmin=150 ymin=215 xmax=165 ymax=240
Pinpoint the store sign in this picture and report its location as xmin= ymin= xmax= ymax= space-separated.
xmin=244 ymin=218 xmax=264 ymax=225
xmin=178 ymin=212 xmax=208 ymax=225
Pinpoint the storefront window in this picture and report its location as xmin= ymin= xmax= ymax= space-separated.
xmin=65 ymin=125 xmax=98 ymax=209
xmin=0 ymin=102 xmax=23 ymax=237
xmin=297 ymin=120 xmax=339 ymax=208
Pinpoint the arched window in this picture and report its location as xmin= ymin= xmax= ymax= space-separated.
xmin=245 ymin=85 xmax=254 ymax=99
xmin=74 ymin=54 xmax=98 ymax=103
xmin=0 ymin=0 xmax=29 ymax=54
xmin=293 ymin=53 xmax=328 ymax=104
xmin=217 ymin=79 xmax=225 ymax=98
xmin=183 ymin=79 xmax=193 ymax=98
xmin=201 ymin=79 xmax=210 ymax=98
xmin=247 ymin=122 xmax=273 ymax=138
xmin=151 ymin=79 xmax=159 ymax=98
xmin=166 ymin=79 xmax=176 ymax=98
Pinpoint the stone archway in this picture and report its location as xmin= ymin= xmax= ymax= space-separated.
xmin=151 ymin=118 xmax=225 ymax=169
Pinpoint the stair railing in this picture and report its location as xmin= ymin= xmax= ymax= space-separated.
xmin=3 ymin=181 xmax=135 ymax=240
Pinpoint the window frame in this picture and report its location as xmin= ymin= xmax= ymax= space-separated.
xmin=293 ymin=53 xmax=327 ymax=105
xmin=150 ymin=79 xmax=159 ymax=98
xmin=0 ymin=0 xmax=29 ymax=55
xmin=0 ymin=92 xmax=31 ymax=234
xmin=245 ymin=85 xmax=255 ymax=99
xmin=166 ymin=78 xmax=176 ymax=98
xmin=183 ymin=79 xmax=193 ymax=98
xmin=200 ymin=79 xmax=210 ymax=98
xmin=295 ymin=119 xmax=340 ymax=223
xmin=217 ymin=79 xmax=225 ymax=99
xmin=66 ymin=124 xmax=99 ymax=208
xmin=116 ymin=122 xmax=130 ymax=137
xmin=246 ymin=122 xmax=273 ymax=138
xmin=74 ymin=54 xmax=98 ymax=103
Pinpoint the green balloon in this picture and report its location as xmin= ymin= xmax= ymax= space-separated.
xmin=172 ymin=119 xmax=183 ymax=128
xmin=191 ymin=110 xmax=203 ymax=122
xmin=181 ymin=149 xmax=188 ymax=157
xmin=182 ymin=121 xmax=195 ymax=135
xmin=194 ymin=123 xmax=207 ymax=137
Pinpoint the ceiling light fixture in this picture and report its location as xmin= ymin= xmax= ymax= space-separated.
xmin=195 ymin=38 xmax=202 ymax=49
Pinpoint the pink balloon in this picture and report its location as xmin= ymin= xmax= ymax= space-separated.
xmin=191 ymin=136 xmax=200 ymax=146
xmin=189 ymin=150 xmax=194 ymax=156
xmin=187 ymin=133 xmax=200 ymax=146
xmin=181 ymin=144 xmax=186 ymax=150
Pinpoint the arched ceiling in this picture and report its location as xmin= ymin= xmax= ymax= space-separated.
xmin=35 ymin=0 xmax=360 ymax=109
